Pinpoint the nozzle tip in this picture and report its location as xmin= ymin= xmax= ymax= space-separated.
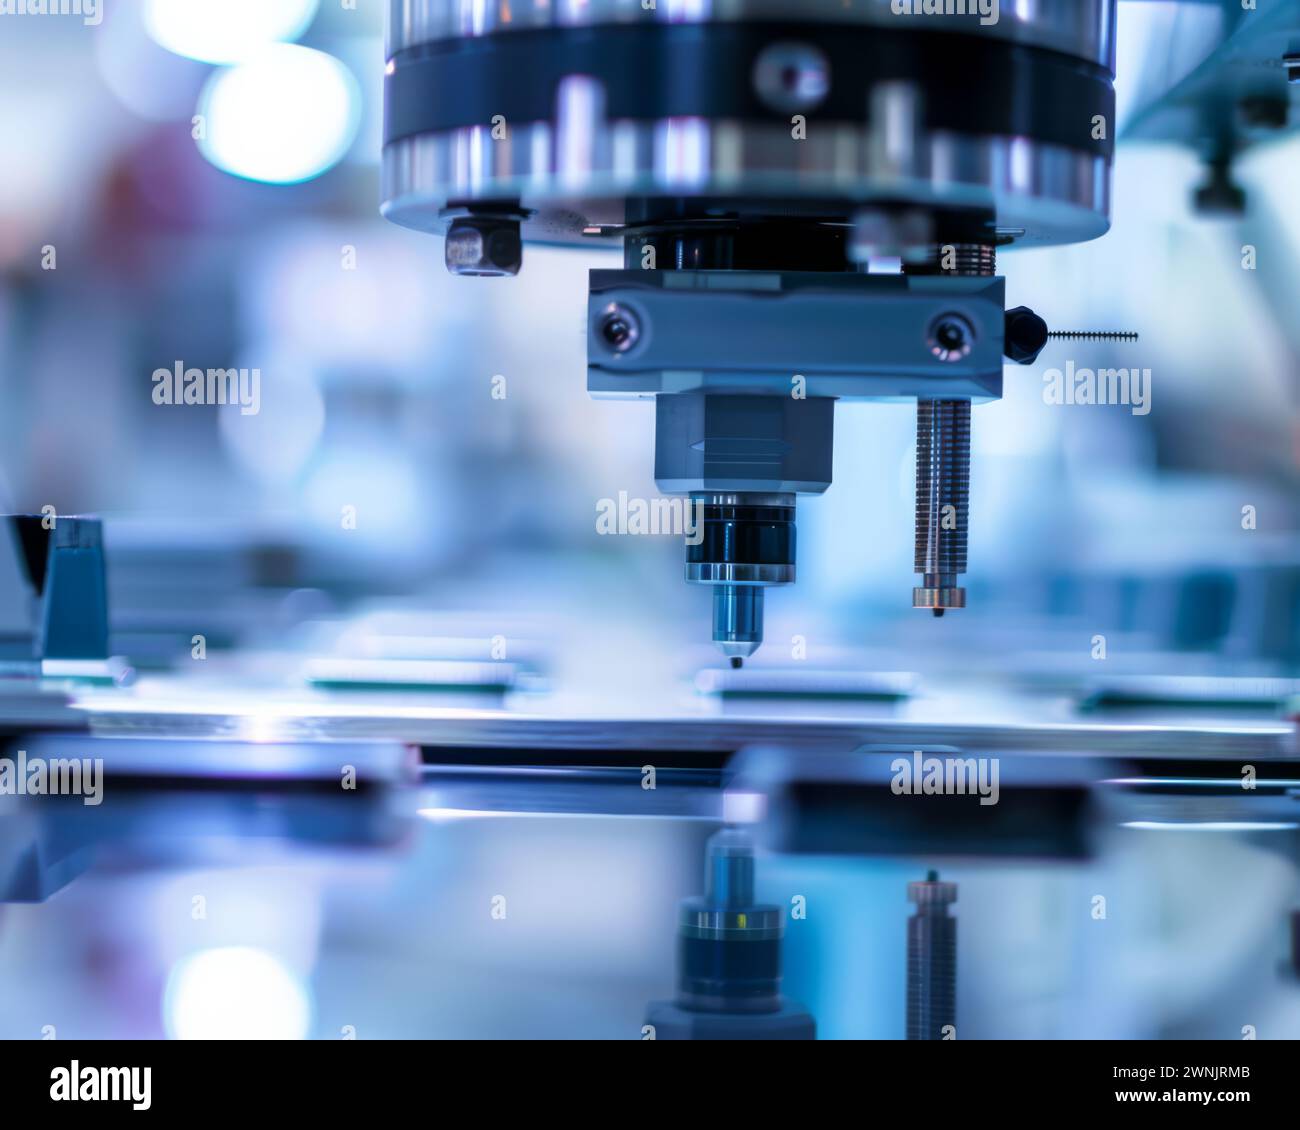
xmin=730 ymin=656 xmax=743 ymax=670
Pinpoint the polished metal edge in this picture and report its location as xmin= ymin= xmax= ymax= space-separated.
xmin=388 ymin=0 xmax=1117 ymax=71
xmin=381 ymin=121 xmax=1112 ymax=247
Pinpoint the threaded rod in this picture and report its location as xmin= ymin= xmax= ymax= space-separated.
xmin=907 ymin=871 xmax=957 ymax=1040
xmin=913 ymin=399 xmax=970 ymax=613
xmin=906 ymin=239 xmax=988 ymax=614
xmin=1046 ymin=330 xmax=1139 ymax=342
xmin=911 ymin=242 xmax=996 ymax=276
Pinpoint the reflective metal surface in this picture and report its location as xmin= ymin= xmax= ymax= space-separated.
xmin=387 ymin=0 xmax=1118 ymax=70
xmin=384 ymin=0 xmax=1116 ymax=246
xmin=382 ymin=125 xmax=1112 ymax=247
xmin=30 ymin=682 xmax=1291 ymax=760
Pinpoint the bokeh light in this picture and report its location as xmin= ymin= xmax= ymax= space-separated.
xmin=165 ymin=947 xmax=312 ymax=1040
xmin=145 ymin=0 xmax=320 ymax=65
xmin=197 ymin=45 xmax=361 ymax=184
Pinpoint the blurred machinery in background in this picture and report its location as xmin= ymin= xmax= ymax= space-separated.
xmin=645 ymin=827 xmax=814 ymax=1039
xmin=0 ymin=516 xmax=111 ymax=676
xmin=907 ymin=870 xmax=958 ymax=1042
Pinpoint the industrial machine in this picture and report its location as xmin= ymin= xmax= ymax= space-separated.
xmin=0 ymin=0 xmax=1297 ymax=1053
xmin=380 ymin=0 xmax=1130 ymax=658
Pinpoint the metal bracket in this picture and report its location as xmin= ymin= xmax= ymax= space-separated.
xmin=588 ymin=270 xmax=1006 ymax=402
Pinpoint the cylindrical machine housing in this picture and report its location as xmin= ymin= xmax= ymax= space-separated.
xmin=677 ymin=828 xmax=786 ymax=1013
xmin=383 ymin=0 xmax=1118 ymax=249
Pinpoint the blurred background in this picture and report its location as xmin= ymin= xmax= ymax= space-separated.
xmin=0 ymin=0 xmax=1297 ymax=1040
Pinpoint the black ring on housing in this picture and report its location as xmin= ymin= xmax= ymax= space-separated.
xmin=688 ymin=501 xmax=796 ymax=570
xmin=678 ymin=934 xmax=782 ymax=1009
xmin=385 ymin=23 xmax=1115 ymax=157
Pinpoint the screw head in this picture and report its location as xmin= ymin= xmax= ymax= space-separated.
xmin=752 ymin=42 xmax=831 ymax=114
xmin=928 ymin=313 xmax=975 ymax=362
xmin=445 ymin=217 xmax=522 ymax=277
xmin=595 ymin=302 xmax=642 ymax=354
